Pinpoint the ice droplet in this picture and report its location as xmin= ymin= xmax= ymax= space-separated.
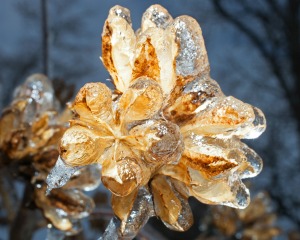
xmin=46 ymin=156 xmax=80 ymax=195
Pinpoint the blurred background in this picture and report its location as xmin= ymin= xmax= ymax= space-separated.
xmin=0 ymin=0 xmax=299 ymax=239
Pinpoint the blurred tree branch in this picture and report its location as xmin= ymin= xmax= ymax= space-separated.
xmin=212 ymin=0 xmax=300 ymax=129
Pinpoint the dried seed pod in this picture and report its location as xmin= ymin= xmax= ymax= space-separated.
xmin=46 ymin=4 xmax=267 ymax=237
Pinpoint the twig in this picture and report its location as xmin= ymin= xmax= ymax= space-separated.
xmin=41 ymin=0 xmax=49 ymax=76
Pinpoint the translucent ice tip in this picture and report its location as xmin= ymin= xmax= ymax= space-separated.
xmin=46 ymin=156 xmax=80 ymax=195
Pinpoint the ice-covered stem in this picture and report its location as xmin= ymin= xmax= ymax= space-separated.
xmin=100 ymin=187 xmax=155 ymax=240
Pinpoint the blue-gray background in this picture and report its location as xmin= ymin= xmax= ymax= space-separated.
xmin=0 ymin=0 xmax=299 ymax=239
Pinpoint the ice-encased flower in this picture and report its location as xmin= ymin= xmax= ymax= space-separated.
xmin=47 ymin=4 xmax=266 ymax=236
xmin=0 ymin=74 xmax=100 ymax=234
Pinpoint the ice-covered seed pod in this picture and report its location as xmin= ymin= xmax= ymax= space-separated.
xmin=46 ymin=4 xmax=267 ymax=236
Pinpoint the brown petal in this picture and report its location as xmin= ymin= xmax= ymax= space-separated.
xmin=117 ymin=78 xmax=163 ymax=122
xmin=151 ymin=175 xmax=182 ymax=225
xmin=183 ymin=135 xmax=238 ymax=178
xmin=164 ymin=76 xmax=223 ymax=125
xmin=60 ymin=125 xmax=113 ymax=167
xmin=101 ymin=157 xmax=141 ymax=197
xmin=183 ymin=134 xmax=263 ymax=179
xmin=111 ymin=189 xmax=138 ymax=221
xmin=132 ymin=37 xmax=161 ymax=83
xmin=101 ymin=143 xmax=146 ymax=197
xmin=73 ymin=82 xmax=113 ymax=123
xmin=133 ymin=27 xmax=178 ymax=96
xmin=188 ymin=169 xmax=250 ymax=209
xmin=102 ymin=6 xmax=136 ymax=92
xmin=35 ymin=185 xmax=94 ymax=231
xmin=181 ymin=96 xmax=266 ymax=139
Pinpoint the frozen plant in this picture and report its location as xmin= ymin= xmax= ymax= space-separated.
xmin=0 ymin=74 xmax=100 ymax=237
xmin=46 ymin=4 xmax=266 ymax=239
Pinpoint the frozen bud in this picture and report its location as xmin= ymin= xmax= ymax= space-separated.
xmin=35 ymin=185 xmax=95 ymax=231
xmin=133 ymin=27 xmax=177 ymax=96
xmin=15 ymin=74 xmax=54 ymax=107
xmin=181 ymin=96 xmax=266 ymax=138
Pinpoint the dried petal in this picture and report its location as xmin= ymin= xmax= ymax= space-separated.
xmin=183 ymin=134 xmax=238 ymax=178
xmin=73 ymin=83 xmax=113 ymax=122
xmin=189 ymin=169 xmax=250 ymax=209
xmin=150 ymin=176 xmax=193 ymax=231
xmin=111 ymin=189 xmax=138 ymax=221
xmin=133 ymin=27 xmax=177 ymax=95
xmin=164 ymin=76 xmax=223 ymax=125
xmin=181 ymin=96 xmax=266 ymax=139
xmin=172 ymin=16 xmax=210 ymax=78
xmin=101 ymin=144 xmax=145 ymax=196
xmin=35 ymin=185 xmax=95 ymax=231
xmin=151 ymin=175 xmax=182 ymax=225
xmin=60 ymin=125 xmax=113 ymax=167
xmin=183 ymin=134 xmax=263 ymax=179
xmin=132 ymin=36 xmax=161 ymax=83
xmin=102 ymin=6 xmax=136 ymax=92
xmin=117 ymin=78 xmax=163 ymax=122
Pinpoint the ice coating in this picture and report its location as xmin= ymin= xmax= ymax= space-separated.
xmin=173 ymin=16 xmax=210 ymax=78
xmin=141 ymin=5 xmax=173 ymax=31
xmin=0 ymin=74 xmax=64 ymax=160
xmin=46 ymin=4 xmax=267 ymax=237
xmin=102 ymin=187 xmax=155 ymax=239
xmin=46 ymin=156 xmax=80 ymax=194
